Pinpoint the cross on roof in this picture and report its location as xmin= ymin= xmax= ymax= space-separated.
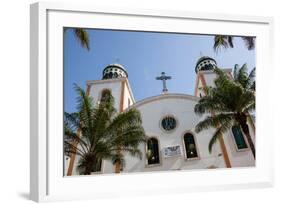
xmin=114 ymin=57 xmax=120 ymax=64
xmin=156 ymin=72 xmax=172 ymax=93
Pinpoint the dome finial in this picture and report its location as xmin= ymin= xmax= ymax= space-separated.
xmin=195 ymin=56 xmax=217 ymax=73
xmin=102 ymin=63 xmax=128 ymax=79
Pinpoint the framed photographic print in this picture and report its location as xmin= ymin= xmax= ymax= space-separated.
xmin=30 ymin=2 xmax=274 ymax=202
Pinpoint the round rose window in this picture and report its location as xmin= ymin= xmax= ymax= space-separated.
xmin=161 ymin=116 xmax=177 ymax=131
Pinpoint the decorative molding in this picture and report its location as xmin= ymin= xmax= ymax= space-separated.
xmin=131 ymin=93 xmax=199 ymax=110
xmin=198 ymin=68 xmax=232 ymax=75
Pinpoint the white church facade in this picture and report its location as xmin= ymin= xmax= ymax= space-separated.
xmin=65 ymin=56 xmax=255 ymax=175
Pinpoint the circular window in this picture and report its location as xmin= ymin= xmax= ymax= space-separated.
xmin=161 ymin=116 xmax=177 ymax=131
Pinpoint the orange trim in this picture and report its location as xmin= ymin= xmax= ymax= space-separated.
xmin=119 ymin=81 xmax=125 ymax=112
xmin=218 ymin=137 xmax=231 ymax=168
xmin=86 ymin=84 xmax=91 ymax=95
xmin=124 ymin=79 xmax=135 ymax=103
xmin=66 ymin=84 xmax=91 ymax=176
xmin=194 ymin=74 xmax=200 ymax=97
xmin=66 ymin=129 xmax=80 ymax=176
xmin=199 ymin=73 xmax=207 ymax=92
xmin=200 ymin=73 xmax=231 ymax=168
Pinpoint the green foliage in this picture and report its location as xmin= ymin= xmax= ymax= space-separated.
xmin=213 ymin=35 xmax=234 ymax=52
xmin=213 ymin=35 xmax=255 ymax=52
xmin=233 ymin=64 xmax=255 ymax=91
xmin=74 ymin=28 xmax=90 ymax=50
xmin=194 ymin=66 xmax=255 ymax=156
xmin=64 ymin=28 xmax=90 ymax=51
xmin=64 ymin=84 xmax=146 ymax=175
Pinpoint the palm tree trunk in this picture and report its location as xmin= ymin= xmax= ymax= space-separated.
xmin=240 ymin=120 xmax=256 ymax=159
xmin=85 ymin=165 xmax=92 ymax=175
xmin=84 ymin=156 xmax=97 ymax=175
xmin=115 ymin=150 xmax=121 ymax=173
xmin=115 ymin=161 xmax=121 ymax=173
xmin=244 ymin=131 xmax=256 ymax=159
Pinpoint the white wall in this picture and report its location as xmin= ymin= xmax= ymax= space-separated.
xmin=121 ymin=94 xmax=253 ymax=173
xmin=126 ymin=95 xmax=225 ymax=172
xmin=89 ymin=79 xmax=122 ymax=110
xmin=0 ymin=0 xmax=280 ymax=205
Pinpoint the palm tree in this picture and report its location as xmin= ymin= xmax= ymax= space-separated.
xmin=233 ymin=64 xmax=255 ymax=91
xmin=194 ymin=67 xmax=256 ymax=159
xmin=64 ymin=84 xmax=146 ymax=175
xmin=213 ymin=35 xmax=234 ymax=51
xmin=64 ymin=28 xmax=90 ymax=51
xmin=213 ymin=35 xmax=255 ymax=52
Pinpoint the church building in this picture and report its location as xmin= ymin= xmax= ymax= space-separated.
xmin=66 ymin=56 xmax=255 ymax=175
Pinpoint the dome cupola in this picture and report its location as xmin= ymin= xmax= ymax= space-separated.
xmin=195 ymin=56 xmax=217 ymax=73
xmin=102 ymin=64 xmax=128 ymax=79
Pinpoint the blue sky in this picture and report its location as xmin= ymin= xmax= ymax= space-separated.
xmin=64 ymin=29 xmax=255 ymax=113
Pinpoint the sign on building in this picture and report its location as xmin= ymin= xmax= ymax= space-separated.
xmin=163 ymin=145 xmax=181 ymax=158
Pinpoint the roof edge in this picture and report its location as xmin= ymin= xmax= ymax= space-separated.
xmin=130 ymin=93 xmax=199 ymax=109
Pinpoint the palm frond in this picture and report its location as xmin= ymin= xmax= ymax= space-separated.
xmin=208 ymin=118 xmax=236 ymax=153
xmin=64 ymin=85 xmax=146 ymax=174
xmin=89 ymin=96 xmax=116 ymax=146
xmin=121 ymin=147 xmax=143 ymax=159
xmin=64 ymin=140 xmax=87 ymax=158
xmin=213 ymin=35 xmax=229 ymax=52
xmin=227 ymin=36 xmax=234 ymax=48
xmin=64 ymin=126 xmax=88 ymax=148
xmin=242 ymin=101 xmax=255 ymax=113
xmin=195 ymin=113 xmax=234 ymax=133
xmin=73 ymin=84 xmax=96 ymax=144
xmin=233 ymin=64 xmax=240 ymax=80
xmin=64 ymin=112 xmax=80 ymax=130
xmin=245 ymin=67 xmax=256 ymax=91
xmin=194 ymin=96 xmax=225 ymax=115
xmin=108 ymin=108 xmax=143 ymax=134
xmin=73 ymin=28 xmax=90 ymax=50
xmin=233 ymin=64 xmax=249 ymax=89
xmin=241 ymin=37 xmax=255 ymax=50
xmin=208 ymin=126 xmax=223 ymax=153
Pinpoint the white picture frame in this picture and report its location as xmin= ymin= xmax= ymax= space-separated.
xmin=30 ymin=2 xmax=274 ymax=202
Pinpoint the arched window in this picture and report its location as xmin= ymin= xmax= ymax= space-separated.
xmin=100 ymin=89 xmax=111 ymax=103
xmin=146 ymin=138 xmax=160 ymax=165
xmin=183 ymin=133 xmax=199 ymax=159
xmin=232 ymin=126 xmax=248 ymax=150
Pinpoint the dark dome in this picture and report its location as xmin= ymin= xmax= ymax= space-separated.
xmin=195 ymin=56 xmax=217 ymax=73
xmin=102 ymin=64 xmax=128 ymax=79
